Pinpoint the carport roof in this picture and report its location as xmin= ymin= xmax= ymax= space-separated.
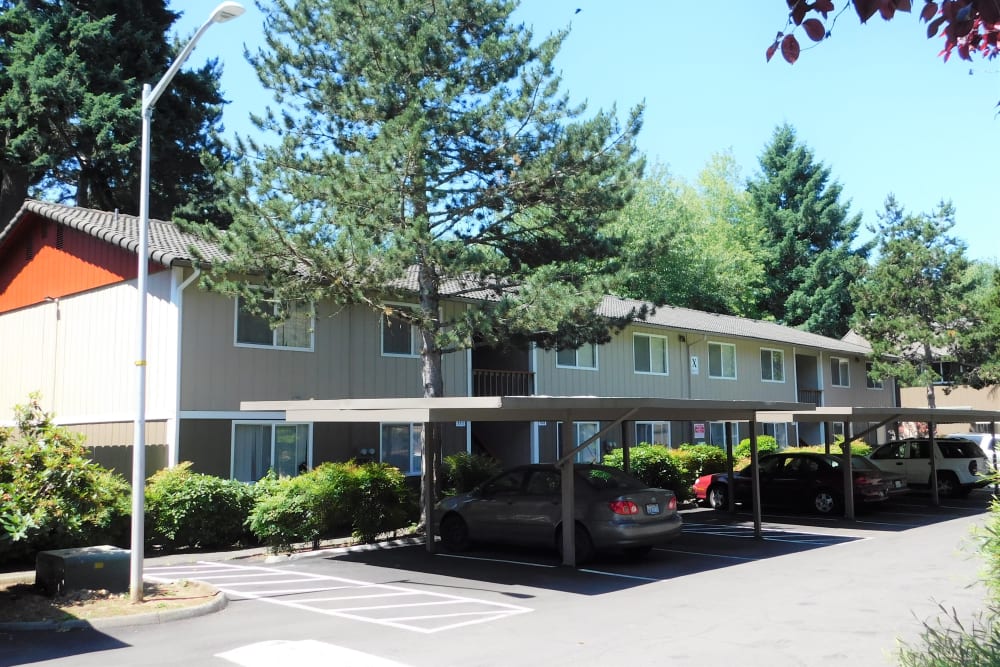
xmin=241 ymin=396 xmax=813 ymax=423
xmin=757 ymin=406 xmax=1000 ymax=425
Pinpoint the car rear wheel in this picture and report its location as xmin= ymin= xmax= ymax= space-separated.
xmin=556 ymin=523 xmax=595 ymax=564
xmin=707 ymin=484 xmax=728 ymax=510
xmin=934 ymin=472 xmax=961 ymax=498
xmin=812 ymin=489 xmax=840 ymax=515
xmin=439 ymin=514 xmax=470 ymax=552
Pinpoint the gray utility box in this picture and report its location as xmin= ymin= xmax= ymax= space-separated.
xmin=35 ymin=545 xmax=130 ymax=596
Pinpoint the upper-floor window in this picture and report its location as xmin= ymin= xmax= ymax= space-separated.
xmin=708 ymin=342 xmax=737 ymax=379
xmin=557 ymin=343 xmax=597 ymax=370
xmin=382 ymin=308 xmax=419 ymax=357
xmin=235 ymin=294 xmax=313 ymax=350
xmin=830 ymin=356 xmax=850 ymax=387
xmin=760 ymin=348 xmax=785 ymax=383
xmin=634 ymin=333 xmax=668 ymax=375
xmin=865 ymin=362 xmax=883 ymax=390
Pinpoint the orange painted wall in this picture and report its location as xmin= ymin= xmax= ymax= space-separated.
xmin=0 ymin=213 xmax=163 ymax=313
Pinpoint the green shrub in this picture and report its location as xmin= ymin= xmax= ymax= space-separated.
xmin=347 ymin=462 xmax=415 ymax=543
xmin=602 ymin=444 xmax=687 ymax=498
xmin=0 ymin=395 xmax=130 ymax=566
xmin=145 ymin=462 xmax=255 ymax=550
xmin=442 ymin=452 xmax=501 ymax=494
xmin=248 ymin=461 xmax=416 ymax=552
xmin=676 ymin=443 xmax=729 ymax=476
xmin=733 ymin=435 xmax=779 ymax=459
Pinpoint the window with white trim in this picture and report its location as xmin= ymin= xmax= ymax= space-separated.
xmin=235 ymin=294 xmax=313 ymax=350
xmin=634 ymin=333 xmax=668 ymax=375
xmin=556 ymin=343 xmax=597 ymax=369
xmin=635 ymin=421 xmax=670 ymax=447
xmin=232 ymin=422 xmax=311 ymax=482
xmin=557 ymin=421 xmax=601 ymax=463
xmin=381 ymin=308 xmax=419 ymax=357
xmin=760 ymin=348 xmax=785 ymax=383
xmin=710 ymin=421 xmax=738 ymax=449
xmin=708 ymin=342 xmax=737 ymax=379
xmin=865 ymin=362 xmax=883 ymax=389
xmin=381 ymin=423 xmax=423 ymax=475
xmin=761 ymin=422 xmax=790 ymax=447
xmin=830 ymin=356 xmax=850 ymax=387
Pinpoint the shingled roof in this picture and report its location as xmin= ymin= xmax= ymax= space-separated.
xmin=0 ymin=199 xmax=226 ymax=267
xmin=4 ymin=199 xmax=872 ymax=356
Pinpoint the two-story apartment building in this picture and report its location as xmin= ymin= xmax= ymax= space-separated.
xmin=0 ymin=200 xmax=897 ymax=480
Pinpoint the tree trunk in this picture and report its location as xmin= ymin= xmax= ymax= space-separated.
xmin=0 ymin=166 xmax=30 ymax=227
xmin=923 ymin=345 xmax=937 ymax=410
xmin=418 ymin=261 xmax=445 ymax=527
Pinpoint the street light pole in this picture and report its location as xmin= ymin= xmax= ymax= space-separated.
xmin=131 ymin=1 xmax=245 ymax=604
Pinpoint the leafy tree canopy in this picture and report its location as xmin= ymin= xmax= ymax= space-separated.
xmin=768 ymin=1 xmax=1000 ymax=64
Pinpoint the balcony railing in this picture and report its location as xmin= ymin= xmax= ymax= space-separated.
xmin=473 ymin=369 xmax=534 ymax=397
xmin=798 ymin=388 xmax=823 ymax=405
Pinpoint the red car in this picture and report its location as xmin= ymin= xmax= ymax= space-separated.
xmin=692 ymin=452 xmax=892 ymax=515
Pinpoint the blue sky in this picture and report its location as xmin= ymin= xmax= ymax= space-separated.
xmin=169 ymin=1 xmax=999 ymax=261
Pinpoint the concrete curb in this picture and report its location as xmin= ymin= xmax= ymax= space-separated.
xmin=0 ymin=584 xmax=227 ymax=632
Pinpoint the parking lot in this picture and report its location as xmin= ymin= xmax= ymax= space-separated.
xmin=4 ymin=490 xmax=995 ymax=667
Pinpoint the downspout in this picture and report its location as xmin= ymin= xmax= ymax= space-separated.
xmin=169 ymin=266 xmax=201 ymax=468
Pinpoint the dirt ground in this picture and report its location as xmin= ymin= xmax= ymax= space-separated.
xmin=0 ymin=578 xmax=218 ymax=623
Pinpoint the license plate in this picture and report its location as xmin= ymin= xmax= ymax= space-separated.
xmin=893 ymin=480 xmax=903 ymax=488
xmin=645 ymin=503 xmax=660 ymax=515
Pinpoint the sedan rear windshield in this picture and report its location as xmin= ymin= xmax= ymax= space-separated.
xmin=577 ymin=466 xmax=645 ymax=491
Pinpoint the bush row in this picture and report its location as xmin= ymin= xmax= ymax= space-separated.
xmin=602 ymin=443 xmax=730 ymax=502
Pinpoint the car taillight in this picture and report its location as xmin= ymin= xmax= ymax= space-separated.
xmin=609 ymin=500 xmax=640 ymax=515
xmin=667 ymin=496 xmax=677 ymax=512
xmin=854 ymin=475 xmax=869 ymax=485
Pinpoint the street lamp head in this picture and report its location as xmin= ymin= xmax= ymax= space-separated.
xmin=211 ymin=2 xmax=246 ymax=23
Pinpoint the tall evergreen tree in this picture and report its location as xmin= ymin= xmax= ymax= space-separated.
xmin=0 ymin=1 xmax=231 ymax=225
xmin=747 ymin=124 xmax=869 ymax=337
xmin=195 ymin=0 xmax=645 ymax=501
xmin=851 ymin=196 xmax=974 ymax=408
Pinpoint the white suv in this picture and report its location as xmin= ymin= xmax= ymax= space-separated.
xmin=946 ymin=433 xmax=998 ymax=462
xmin=869 ymin=438 xmax=991 ymax=498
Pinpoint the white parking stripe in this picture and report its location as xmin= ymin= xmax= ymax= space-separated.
xmin=146 ymin=561 xmax=532 ymax=633
xmin=216 ymin=640 xmax=412 ymax=666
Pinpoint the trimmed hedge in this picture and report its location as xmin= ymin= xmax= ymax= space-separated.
xmin=145 ymin=462 xmax=255 ymax=550
xmin=733 ymin=435 xmax=779 ymax=460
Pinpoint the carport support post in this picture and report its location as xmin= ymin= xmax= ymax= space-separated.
xmin=725 ymin=422 xmax=735 ymax=513
xmin=992 ymin=421 xmax=997 ymax=497
xmin=843 ymin=423 xmax=855 ymax=520
xmin=560 ymin=414 xmax=576 ymax=567
xmin=750 ymin=420 xmax=762 ymax=538
xmin=423 ymin=421 xmax=436 ymax=553
xmin=929 ymin=422 xmax=940 ymax=506
xmin=621 ymin=421 xmax=631 ymax=474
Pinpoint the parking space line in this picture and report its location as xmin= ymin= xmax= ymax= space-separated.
xmin=657 ymin=548 xmax=756 ymax=561
xmin=577 ymin=569 xmax=660 ymax=582
xmin=436 ymin=553 xmax=558 ymax=568
xmin=146 ymin=561 xmax=533 ymax=633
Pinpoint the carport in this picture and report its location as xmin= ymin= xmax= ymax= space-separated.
xmin=243 ymin=396 xmax=809 ymax=566
xmin=758 ymin=406 xmax=1000 ymax=518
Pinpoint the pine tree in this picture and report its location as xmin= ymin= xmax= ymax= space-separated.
xmin=0 ymin=1 xmax=231 ymax=225
xmin=851 ymin=196 xmax=974 ymax=408
xmin=195 ymin=0 xmax=645 ymax=502
xmin=748 ymin=124 xmax=869 ymax=337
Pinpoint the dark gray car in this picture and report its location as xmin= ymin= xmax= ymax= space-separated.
xmin=434 ymin=463 xmax=682 ymax=562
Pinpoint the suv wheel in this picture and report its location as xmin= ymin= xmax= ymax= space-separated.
xmin=935 ymin=472 xmax=961 ymax=498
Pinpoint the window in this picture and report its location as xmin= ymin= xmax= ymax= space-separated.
xmin=760 ymin=348 xmax=785 ymax=383
xmin=557 ymin=421 xmax=601 ymax=463
xmin=381 ymin=423 xmax=423 ymax=475
xmin=761 ymin=422 xmax=790 ymax=447
xmin=635 ymin=421 xmax=671 ymax=446
xmin=633 ymin=333 xmax=668 ymax=375
xmin=556 ymin=343 xmax=597 ymax=369
xmin=830 ymin=357 xmax=850 ymax=387
xmin=382 ymin=309 xmax=419 ymax=357
xmin=865 ymin=362 xmax=883 ymax=389
xmin=235 ymin=295 xmax=313 ymax=350
xmin=708 ymin=342 xmax=737 ymax=379
xmin=710 ymin=422 xmax=738 ymax=448
xmin=232 ymin=422 xmax=311 ymax=482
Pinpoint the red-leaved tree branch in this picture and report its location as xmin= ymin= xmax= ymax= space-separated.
xmin=768 ymin=0 xmax=1000 ymax=64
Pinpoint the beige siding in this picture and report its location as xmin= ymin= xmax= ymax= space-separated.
xmin=178 ymin=291 xmax=469 ymax=411
xmin=821 ymin=352 xmax=896 ymax=408
xmin=0 ymin=272 xmax=176 ymax=422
